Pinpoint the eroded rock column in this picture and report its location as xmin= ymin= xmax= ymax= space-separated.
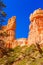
xmin=28 ymin=8 xmax=43 ymax=46
xmin=1 ymin=16 xmax=16 ymax=48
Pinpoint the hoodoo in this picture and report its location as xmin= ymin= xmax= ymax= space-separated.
xmin=28 ymin=8 xmax=43 ymax=46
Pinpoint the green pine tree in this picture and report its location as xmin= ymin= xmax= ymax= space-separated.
xmin=0 ymin=0 xmax=7 ymax=30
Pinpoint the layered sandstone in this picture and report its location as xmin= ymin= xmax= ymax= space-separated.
xmin=28 ymin=8 xmax=43 ymax=46
xmin=0 ymin=8 xmax=43 ymax=49
xmin=0 ymin=16 xmax=27 ymax=48
xmin=0 ymin=16 xmax=16 ymax=48
xmin=2 ymin=16 xmax=16 ymax=31
xmin=7 ymin=38 xmax=28 ymax=48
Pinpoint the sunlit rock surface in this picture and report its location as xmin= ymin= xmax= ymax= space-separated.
xmin=0 ymin=16 xmax=27 ymax=48
xmin=28 ymin=8 xmax=43 ymax=46
xmin=0 ymin=16 xmax=16 ymax=48
xmin=0 ymin=8 xmax=43 ymax=48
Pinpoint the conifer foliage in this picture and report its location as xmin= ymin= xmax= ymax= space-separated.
xmin=0 ymin=0 xmax=7 ymax=29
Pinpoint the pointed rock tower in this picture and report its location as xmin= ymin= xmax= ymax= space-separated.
xmin=1 ymin=16 xmax=16 ymax=46
xmin=28 ymin=8 xmax=43 ymax=46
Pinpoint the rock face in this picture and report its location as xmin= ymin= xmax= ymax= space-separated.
xmin=15 ymin=38 xmax=28 ymax=47
xmin=0 ymin=8 xmax=43 ymax=49
xmin=0 ymin=16 xmax=27 ymax=48
xmin=9 ymin=38 xmax=28 ymax=48
xmin=28 ymin=8 xmax=43 ymax=46
xmin=0 ymin=16 xmax=16 ymax=48
xmin=2 ymin=16 xmax=16 ymax=31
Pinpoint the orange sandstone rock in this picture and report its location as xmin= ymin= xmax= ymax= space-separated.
xmin=28 ymin=8 xmax=43 ymax=46
xmin=5 ymin=38 xmax=27 ymax=48
xmin=1 ymin=8 xmax=43 ymax=49
xmin=0 ymin=16 xmax=16 ymax=48
xmin=2 ymin=16 xmax=16 ymax=31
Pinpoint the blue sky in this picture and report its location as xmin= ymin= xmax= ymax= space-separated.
xmin=3 ymin=0 xmax=43 ymax=39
